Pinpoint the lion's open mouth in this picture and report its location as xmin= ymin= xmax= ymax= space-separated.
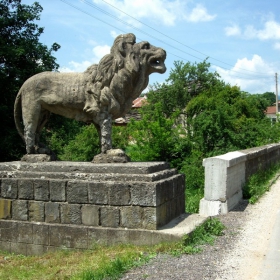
xmin=149 ymin=54 xmax=166 ymax=73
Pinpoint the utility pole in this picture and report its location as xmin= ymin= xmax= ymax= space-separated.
xmin=276 ymin=73 xmax=278 ymax=122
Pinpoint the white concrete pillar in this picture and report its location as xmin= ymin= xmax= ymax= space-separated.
xmin=199 ymin=151 xmax=246 ymax=216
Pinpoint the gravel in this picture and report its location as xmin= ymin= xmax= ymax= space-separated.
xmin=121 ymin=177 xmax=280 ymax=280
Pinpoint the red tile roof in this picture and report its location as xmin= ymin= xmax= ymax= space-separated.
xmin=266 ymin=106 xmax=276 ymax=114
xmin=132 ymin=97 xmax=147 ymax=108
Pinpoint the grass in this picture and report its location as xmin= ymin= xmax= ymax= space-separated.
xmin=170 ymin=217 xmax=225 ymax=255
xmin=243 ymin=163 xmax=280 ymax=204
xmin=0 ymin=218 xmax=225 ymax=280
xmin=185 ymin=187 xmax=204 ymax=213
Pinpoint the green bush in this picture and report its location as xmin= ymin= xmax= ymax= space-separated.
xmin=127 ymin=103 xmax=191 ymax=167
xmin=60 ymin=124 xmax=100 ymax=161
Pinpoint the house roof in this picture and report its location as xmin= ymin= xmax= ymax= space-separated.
xmin=266 ymin=106 xmax=276 ymax=114
xmin=132 ymin=96 xmax=147 ymax=108
xmin=114 ymin=97 xmax=146 ymax=125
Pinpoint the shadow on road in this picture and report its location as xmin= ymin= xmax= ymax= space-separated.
xmin=231 ymin=199 xmax=249 ymax=212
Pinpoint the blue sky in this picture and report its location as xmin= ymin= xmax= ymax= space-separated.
xmin=21 ymin=0 xmax=280 ymax=94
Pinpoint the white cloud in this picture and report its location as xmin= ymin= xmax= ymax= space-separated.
xmin=110 ymin=30 xmax=119 ymax=38
xmin=254 ymin=20 xmax=280 ymax=40
xmin=225 ymin=20 xmax=280 ymax=41
xmin=225 ymin=24 xmax=241 ymax=36
xmin=93 ymin=0 xmax=180 ymax=26
xmin=59 ymin=60 xmax=92 ymax=72
xmin=93 ymin=0 xmax=215 ymax=26
xmin=60 ymin=44 xmax=110 ymax=72
xmin=92 ymin=44 xmax=111 ymax=60
xmin=187 ymin=4 xmax=216 ymax=22
xmin=213 ymin=55 xmax=275 ymax=93
xmin=274 ymin=42 xmax=280 ymax=50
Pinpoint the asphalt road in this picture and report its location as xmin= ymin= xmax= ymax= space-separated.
xmin=257 ymin=205 xmax=280 ymax=280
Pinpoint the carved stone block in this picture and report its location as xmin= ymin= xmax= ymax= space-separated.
xmin=81 ymin=204 xmax=99 ymax=226
xmin=61 ymin=203 xmax=81 ymax=224
xmin=100 ymin=206 xmax=120 ymax=228
xmin=34 ymin=179 xmax=49 ymax=201
xmin=109 ymin=183 xmax=131 ymax=206
xmin=45 ymin=202 xmax=60 ymax=223
xmin=12 ymin=200 xmax=28 ymax=221
xmin=18 ymin=179 xmax=34 ymax=200
xmin=1 ymin=179 xmax=18 ymax=199
xmin=67 ymin=181 xmax=88 ymax=204
xmin=0 ymin=199 xmax=11 ymax=219
xmin=88 ymin=182 xmax=109 ymax=205
xmin=29 ymin=201 xmax=45 ymax=222
xmin=49 ymin=180 xmax=66 ymax=202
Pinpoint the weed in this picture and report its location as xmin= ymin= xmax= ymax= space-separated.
xmin=243 ymin=163 xmax=280 ymax=204
xmin=81 ymin=258 xmax=128 ymax=280
xmin=168 ymin=217 xmax=225 ymax=256
xmin=185 ymin=187 xmax=204 ymax=213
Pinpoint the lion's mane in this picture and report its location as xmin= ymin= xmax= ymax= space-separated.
xmin=83 ymin=33 xmax=139 ymax=118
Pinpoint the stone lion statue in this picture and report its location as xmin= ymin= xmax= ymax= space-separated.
xmin=14 ymin=33 xmax=166 ymax=162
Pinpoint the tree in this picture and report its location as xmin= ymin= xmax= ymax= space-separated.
xmin=127 ymin=103 xmax=191 ymax=167
xmin=262 ymin=91 xmax=276 ymax=106
xmin=186 ymin=85 xmax=275 ymax=155
xmin=0 ymin=0 xmax=60 ymax=160
xmin=146 ymin=59 xmax=220 ymax=117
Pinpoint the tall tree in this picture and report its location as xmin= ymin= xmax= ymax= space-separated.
xmin=0 ymin=0 xmax=60 ymax=160
xmin=146 ymin=59 xmax=220 ymax=117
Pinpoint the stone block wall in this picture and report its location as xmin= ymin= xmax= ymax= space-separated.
xmin=199 ymin=143 xmax=280 ymax=216
xmin=240 ymin=144 xmax=280 ymax=181
xmin=0 ymin=219 xmax=180 ymax=256
xmin=0 ymin=161 xmax=185 ymax=255
xmin=0 ymin=176 xmax=185 ymax=230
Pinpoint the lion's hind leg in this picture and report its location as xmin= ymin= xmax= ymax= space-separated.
xmin=22 ymin=103 xmax=41 ymax=154
xmin=35 ymin=109 xmax=52 ymax=154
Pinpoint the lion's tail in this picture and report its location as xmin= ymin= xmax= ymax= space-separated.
xmin=14 ymin=89 xmax=25 ymax=143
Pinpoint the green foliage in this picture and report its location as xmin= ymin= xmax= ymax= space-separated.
xmin=186 ymin=84 xmax=275 ymax=155
xmin=81 ymin=258 xmax=128 ymax=280
xmin=243 ymin=163 xmax=280 ymax=204
xmin=112 ymin=126 xmax=130 ymax=151
xmin=261 ymin=91 xmax=276 ymax=106
xmin=171 ymin=218 xmax=225 ymax=255
xmin=0 ymin=0 xmax=60 ymax=160
xmin=45 ymin=123 xmax=129 ymax=161
xmin=184 ymin=187 xmax=204 ymax=214
xmin=127 ymin=103 xmax=191 ymax=167
xmin=59 ymin=124 xmax=100 ymax=161
xmin=79 ymin=251 xmax=156 ymax=280
xmin=40 ymin=116 xmax=82 ymax=156
xmin=146 ymin=59 xmax=220 ymax=117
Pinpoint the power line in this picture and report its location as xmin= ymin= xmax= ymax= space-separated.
xmin=60 ymin=0 xmax=273 ymax=81
xmin=95 ymin=0 xmax=271 ymax=77
xmin=60 ymin=0 xmax=126 ymax=35
xmin=78 ymin=0 xmax=204 ymax=61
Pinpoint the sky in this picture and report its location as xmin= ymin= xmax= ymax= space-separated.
xmin=21 ymin=0 xmax=280 ymax=94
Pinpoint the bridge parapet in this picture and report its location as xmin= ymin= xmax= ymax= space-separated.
xmin=199 ymin=143 xmax=280 ymax=216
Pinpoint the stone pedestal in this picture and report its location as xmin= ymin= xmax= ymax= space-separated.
xmin=0 ymin=161 xmax=185 ymax=255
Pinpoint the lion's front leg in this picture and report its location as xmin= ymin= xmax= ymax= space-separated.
xmin=92 ymin=113 xmax=130 ymax=163
xmin=99 ymin=113 xmax=112 ymax=153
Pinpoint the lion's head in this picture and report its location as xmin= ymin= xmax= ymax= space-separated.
xmin=133 ymin=41 xmax=166 ymax=75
